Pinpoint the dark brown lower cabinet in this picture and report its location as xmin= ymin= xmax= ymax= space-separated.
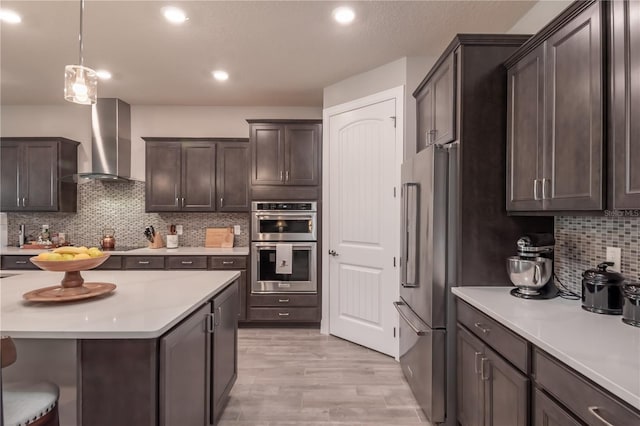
xmin=211 ymin=282 xmax=238 ymax=424
xmin=160 ymin=303 xmax=210 ymax=426
xmin=81 ymin=280 xmax=238 ymax=426
xmin=534 ymin=388 xmax=582 ymax=426
xmin=483 ymin=345 xmax=529 ymax=426
xmin=457 ymin=325 xmax=528 ymax=426
xmin=457 ymin=325 xmax=484 ymax=426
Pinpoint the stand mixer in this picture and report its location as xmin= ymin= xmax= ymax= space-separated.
xmin=507 ymin=233 xmax=559 ymax=299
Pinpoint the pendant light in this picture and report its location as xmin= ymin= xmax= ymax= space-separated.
xmin=64 ymin=0 xmax=97 ymax=105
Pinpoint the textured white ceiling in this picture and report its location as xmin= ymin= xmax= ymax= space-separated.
xmin=0 ymin=1 xmax=536 ymax=106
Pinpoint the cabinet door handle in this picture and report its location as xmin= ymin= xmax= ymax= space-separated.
xmin=474 ymin=351 xmax=482 ymax=374
xmin=220 ymin=197 xmax=223 ymax=207
xmin=137 ymin=260 xmax=150 ymax=265
xmin=533 ymin=179 xmax=541 ymax=201
xmin=278 ymin=298 xmax=290 ymax=303
xmin=587 ymin=407 xmax=615 ymax=426
xmin=222 ymin=261 xmax=234 ymax=265
xmin=285 ymin=170 xmax=289 ymax=182
xmin=474 ymin=322 xmax=490 ymax=334
xmin=15 ymin=260 xmax=27 ymax=264
xmin=174 ymin=184 xmax=178 ymax=206
xmin=206 ymin=313 xmax=215 ymax=333
xmin=541 ymin=178 xmax=550 ymax=200
xmin=480 ymin=357 xmax=490 ymax=381
xmin=181 ymin=197 xmax=185 ymax=207
xmin=181 ymin=261 xmax=193 ymax=265
xmin=278 ymin=312 xmax=290 ymax=317
xmin=16 ymin=196 xmax=20 ymax=207
xmin=22 ymin=197 xmax=26 ymax=207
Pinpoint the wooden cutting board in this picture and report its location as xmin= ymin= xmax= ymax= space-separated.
xmin=205 ymin=228 xmax=234 ymax=248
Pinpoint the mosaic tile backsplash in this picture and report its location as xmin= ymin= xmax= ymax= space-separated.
xmin=5 ymin=180 xmax=249 ymax=248
xmin=555 ymin=216 xmax=640 ymax=294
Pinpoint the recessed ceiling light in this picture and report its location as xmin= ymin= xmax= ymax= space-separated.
xmin=0 ymin=9 xmax=22 ymax=24
xmin=332 ymin=6 xmax=355 ymax=25
xmin=96 ymin=70 xmax=112 ymax=80
xmin=212 ymin=70 xmax=229 ymax=81
xmin=162 ymin=6 xmax=188 ymax=24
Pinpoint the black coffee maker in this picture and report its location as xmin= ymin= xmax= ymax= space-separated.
xmin=507 ymin=233 xmax=559 ymax=299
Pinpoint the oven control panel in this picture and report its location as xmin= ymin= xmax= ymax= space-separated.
xmin=253 ymin=202 xmax=316 ymax=211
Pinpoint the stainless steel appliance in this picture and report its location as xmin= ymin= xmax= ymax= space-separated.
xmin=251 ymin=242 xmax=317 ymax=293
xmin=395 ymin=143 xmax=551 ymax=426
xmin=251 ymin=202 xmax=316 ymax=241
xmin=251 ymin=201 xmax=317 ymax=294
xmin=507 ymin=233 xmax=559 ymax=299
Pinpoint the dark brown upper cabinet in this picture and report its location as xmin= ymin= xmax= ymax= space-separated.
xmin=610 ymin=0 xmax=640 ymax=209
xmin=216 ymin=142 xmax=249 ymax=212
xmin=505 ymin=0 xmax=604 ymax=212
xmin=506 ymin=46 xmax=545 ymax=211
xmin=415 ymin=53 xmax=456 ymax=151
xmin=0 ymin=137 xmax=79 ymax=212
xmin=249 ymin=120 xmax=321 ymax=187
xmin=144 ymin=138 xmax=249 ymax=212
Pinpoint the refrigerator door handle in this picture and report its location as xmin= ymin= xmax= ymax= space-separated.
xmin=393 ymin=301 xmax=429 ymax=335
xmin=401 ymin=182 xmax=419 ymax=288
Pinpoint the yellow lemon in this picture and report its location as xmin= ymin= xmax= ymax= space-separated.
xmin=61 ymin=253 xmax=75 ymax=261
xmin=88 ymin=248 xmax=103 ymax=258
xmin=47 ymin=252 xmax=63 ymax=261
xmin=77 ymin=246 xmax=89 ymax=254
xmin=74 ymin=253 xmax=91 ymax=260
xmin=36 ymin=252 xmax=50 ymax=260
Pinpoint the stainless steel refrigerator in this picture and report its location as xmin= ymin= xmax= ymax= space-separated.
xmin=395 ymin=143 xmax=453 ymax=426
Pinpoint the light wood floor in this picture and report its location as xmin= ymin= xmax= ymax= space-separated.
xmin=218 ymin=328 xmax=430 ymax=426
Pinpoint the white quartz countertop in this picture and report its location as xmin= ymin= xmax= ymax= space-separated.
xmin=452 ymin=286 xmax=640 ymax=411
xmin=0 ymin=246 xmax=249 ymax=256
xmin=0 ymin=270 xmax=240 ymax=339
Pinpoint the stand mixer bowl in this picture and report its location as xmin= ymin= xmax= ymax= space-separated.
xmin=507 ymin=256 xmax=553 ymax=295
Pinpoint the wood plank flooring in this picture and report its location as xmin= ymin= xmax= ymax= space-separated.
xmin=218 ymin=328 xmax=430 ymax=426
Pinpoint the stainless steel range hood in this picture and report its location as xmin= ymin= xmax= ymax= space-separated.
xmin=77 ymin=98 xmax=131 ymax=181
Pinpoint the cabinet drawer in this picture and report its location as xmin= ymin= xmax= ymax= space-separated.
xmin=534 ymin=349 xmax=640 ymax=426
xmin=95 ymin=255 xmax=122 ymax=270
xmin=248 ymin=307 xmax=319 ymax=322
xmin=167 ymin=256 xmax=207 ymax=269
xmin=457 ymin=300 xmax=529 ymax=373
xmin=249 ymin=294 xmax=318 ymax=307
xmin=1 ymin=255 xmax=39 ymax=270
xmin=124 ymin=256 xmax=165 ymax=270
xmin=209 ymin=256 xmax=246 ymax=269
xmin=534 ymin=388 xmax=581 ymax=426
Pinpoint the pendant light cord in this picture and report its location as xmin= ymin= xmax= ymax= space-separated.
xmin=78 ymin=0 xmax=84 ymax=67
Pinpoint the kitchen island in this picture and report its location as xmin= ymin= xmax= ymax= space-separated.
xmin=452 ymin=286 xmax=640 ymax=425
xmin=0 ymin=270 xmax=240 ymax=426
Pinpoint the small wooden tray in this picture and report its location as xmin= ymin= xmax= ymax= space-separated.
xmin=23 ymin=282 xmax=116 ymax=303
xmin=205 ymin=228 xmax=234 ymax=248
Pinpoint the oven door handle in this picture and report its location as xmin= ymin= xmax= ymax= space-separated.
xmin=393 ymin=301 xmax=429 ymax=336
xmin=254 ymin=243 xmax=314 ymax=250
xmin=257 ymin=213 xmax=315 ymax=220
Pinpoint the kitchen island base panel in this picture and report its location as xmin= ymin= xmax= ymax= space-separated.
xmin=80 ymin=339 xmax=158 ymax=426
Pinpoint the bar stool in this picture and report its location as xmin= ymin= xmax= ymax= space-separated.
xmin=1 ymin=337 xmax=60 ymax=426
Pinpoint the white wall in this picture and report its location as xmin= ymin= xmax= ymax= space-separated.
xmin=1 ymin=105 xmax=321 ymax=181
xmin=508 ymin=0 xmax=573 ymax=34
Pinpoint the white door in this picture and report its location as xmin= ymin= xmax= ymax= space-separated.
xmin=327 ymin=97 xmax=400 ymax=357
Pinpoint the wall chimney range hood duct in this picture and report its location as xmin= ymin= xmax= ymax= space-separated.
xmin=77 ymin=98 xmax=131 ymax=181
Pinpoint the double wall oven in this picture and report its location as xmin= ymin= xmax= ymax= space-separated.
xmin=251 ymin=202 xmax=317 ymax=294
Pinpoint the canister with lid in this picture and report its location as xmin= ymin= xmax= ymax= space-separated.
xmin=581 ymin=262 xmax=625 ymax=315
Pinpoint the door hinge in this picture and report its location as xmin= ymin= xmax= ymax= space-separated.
xmin=390 ymin=116 xmax=396 ymax=128
xmin=393 ymin=257 xmax=397 ymax=267
xmin=393 ymin=327 xmax=397 ymax=338
xmin=393 ymin=187 xmax=396 ymax=198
